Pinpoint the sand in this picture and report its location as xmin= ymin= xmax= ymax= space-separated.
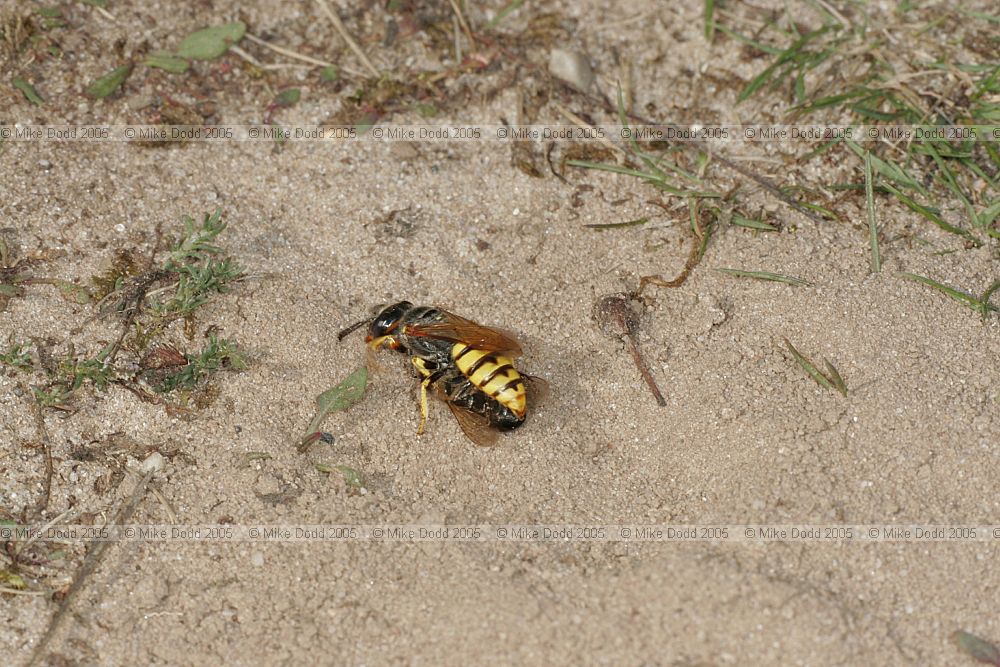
xmin=2 ymin=1 xmax=1000 ymax=665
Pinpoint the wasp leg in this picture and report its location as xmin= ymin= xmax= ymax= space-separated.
xmin=411 ymin=358 xmax=445 ymax=436
xmin=417 ymin=376 xmax=432 ymax=435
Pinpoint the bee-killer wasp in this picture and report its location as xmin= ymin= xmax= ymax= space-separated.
xmin=342 ymin=301 xmax=540 ymax=446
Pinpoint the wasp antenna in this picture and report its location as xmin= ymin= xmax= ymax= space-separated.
xmin=337 ymin=317 xmax=370 ymax=341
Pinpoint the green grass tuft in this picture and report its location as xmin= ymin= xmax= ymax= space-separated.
xmin=718 ymin=6 xmax=998 ymax=246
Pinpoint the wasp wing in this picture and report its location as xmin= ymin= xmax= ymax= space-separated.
xmin=404 ymin=308 xmax=523 ymax=356
xmin=447 ymin=402 xmax=500 ymax=447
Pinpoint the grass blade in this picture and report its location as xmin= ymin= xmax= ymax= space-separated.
xmin=864 ymin=152 xmax=882 ymax=273
xmin=713 ymin=25 xmax=783 ymax=55
xmin=845 ymin=140 xmax=928 ymax=196
xmin=879 ymin=182 xmax=980 ymax=245
xmin=784 ymin=338 xmax=834 ymax=391
xmin=485 ymin=0 xmax=524 ymax=30
xmin=975 ymin=198 xmax=1000 ymax=229
xmin=704 ymin=0 xmax=715 ymax=41
xmin=737 ymin=26 xmax=831 ymax=103
xmin=981 ymin=280 xmax=1000 ymax=313
xmin=716 ymin=268 xmax=811 ymax=286
xmin=898 ymin=273 xmax=997 ymax=315
xmin=731 ymin=215 xmax=779 ymax=232
xmin=584 ymin=218 xmax=649 ymax=230
xmin=565 ymin=160 xmax=719 ymax=198
xmin=824 ymin=359 xmax=848 ymax=396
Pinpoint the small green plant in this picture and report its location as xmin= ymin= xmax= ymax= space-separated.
xmin=151 ymin=210 xmax=244 ymax=318
xmin=155 ymin=257 xmax=243 ymax=317
xmin=32 ymin=342 xmax=117 ymax=407
xmin=59 ymin=353 xmax=113 ymax=391
xmin=0 ymin=341 xmax=32 ymax=371
xmin=32 ymin=385 xmax=74 ymax=408
xmin=13 ymin=211 xmax=249 ymax=413
xmin=953 ymin=629 xmax=1000 ymax=666
xmin=155 ymin=335 xmax=246 ymax=393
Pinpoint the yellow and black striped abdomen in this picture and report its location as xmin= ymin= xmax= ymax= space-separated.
xmin=451 ymin=343 xmax=526 ymax=418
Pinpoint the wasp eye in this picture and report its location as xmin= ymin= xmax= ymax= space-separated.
xmin=367 ymin=301 xmax=412 ymax=339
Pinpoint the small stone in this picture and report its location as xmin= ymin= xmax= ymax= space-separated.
xmin=548 ymin=49 xmax=594 ymax=92
xmin=140 ymin=452 xmax=165 ymax=474
xmin=250 ymin=552 xmax=265 ymax=567
xmin=389 ymin=141 xmax=419 ymax=162
xmin=39 ymin=159 xmax=52 ymax=170
xmin=127 ymin=94 xmax=154 ymax=111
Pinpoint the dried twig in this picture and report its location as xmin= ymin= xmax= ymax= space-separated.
xmin=554 ymin=103 xmax=626 ymax=158
xmin=447 ymin=0 xmax=475 ymax=45
xmin=314 ymin=0 xmax=380 ymax=77
xmin=24 ymin=386 xmax=54 ymax=521
xmin=244 ymin=33 xmax=346 ymax=70
xmin=17 ymin=508 xmax=76 ymax=556
xmin=231 ymin=46 xmax=315 ymax=72
xmin=28 ymin=469 xmax=155 ymax=667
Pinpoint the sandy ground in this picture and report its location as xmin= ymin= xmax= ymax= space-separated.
xmin=3 ymin=1 xmax=1000 ymax=665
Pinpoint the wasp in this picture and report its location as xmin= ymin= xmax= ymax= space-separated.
xmin=339 ymin=301 xmax=540 ymax=446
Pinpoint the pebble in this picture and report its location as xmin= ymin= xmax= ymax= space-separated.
xmin=548 ymin=49 xmax=594 ymax=92
xmin=140 ymin=452 xmax=165 ymax=474
xmin=251 ymin=552 xmax=265 ymax=567
xmin=39 ymin=159 xmax=52 ymax=170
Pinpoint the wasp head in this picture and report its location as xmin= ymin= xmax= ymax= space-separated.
xmin=365 ymin=300 xmax=413 ymax=351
